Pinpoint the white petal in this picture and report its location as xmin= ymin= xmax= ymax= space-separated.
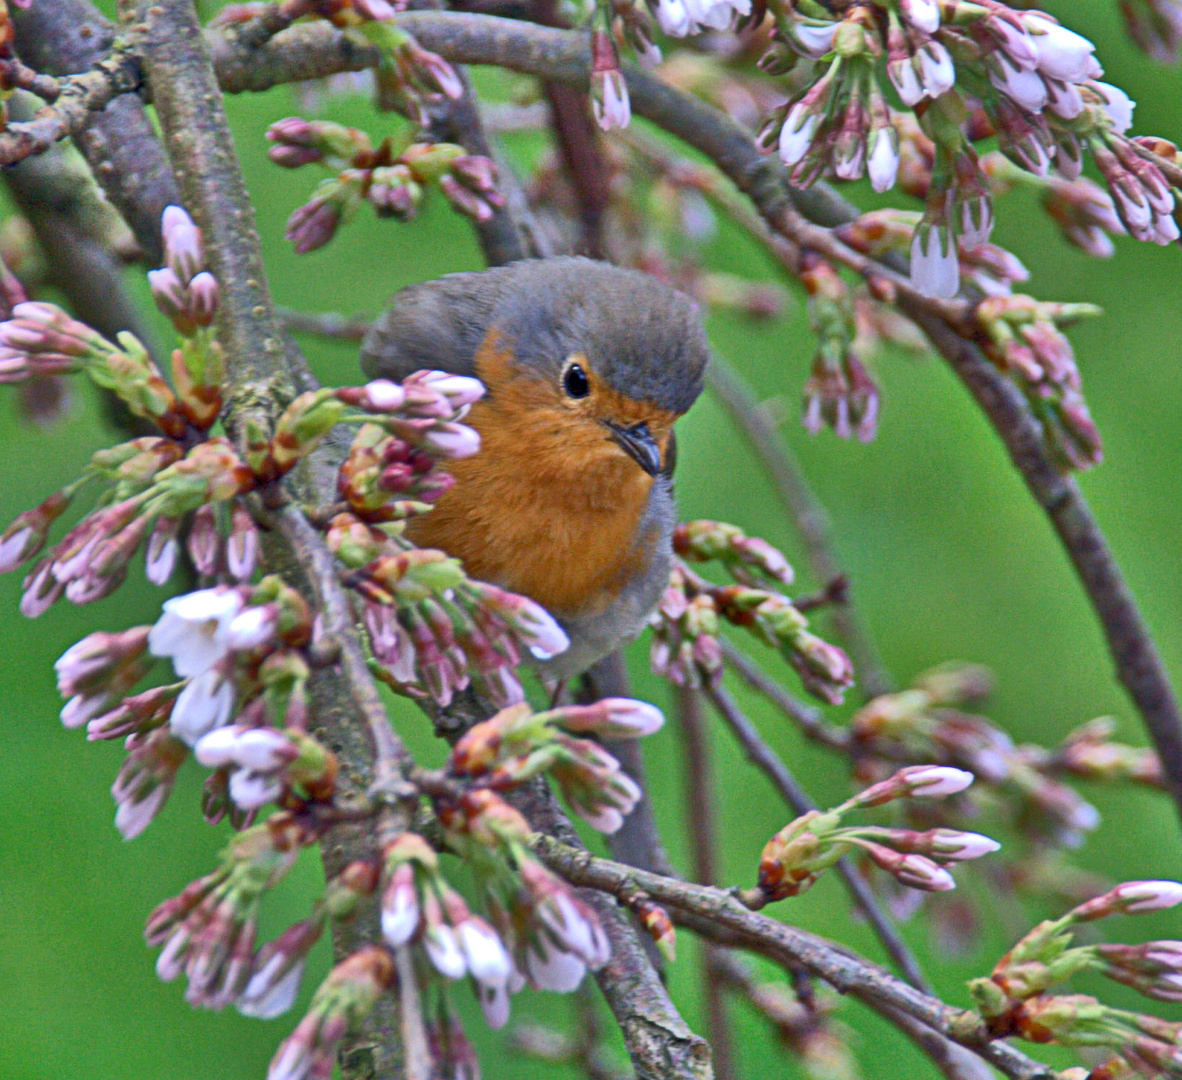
xmin=229 ymin=769 xmax=282 ymax=810
xmin=1091 ymin=81 xmax=1136 ymax=134
xmin=424 ymin=925 xmax=467 ymax=979
xmin=238 ymin=960 xmax=304 ymax=1019
xmin=459 ymin=921 xmax=512 ymax=987
xmin=115 ymin=785 xmax=168 ymax=840
xmin=1025 ymin=14 xmax=1097 ymax=83
xmin=170 ymin=670 xmax=234 ymax=745
xmin=868 ymin=131 xmax=900 ymax=193
xmin=778 ymin=108 xmax=818 ymax=167
xmin=525 ymin=943 xmax=586 ymax=993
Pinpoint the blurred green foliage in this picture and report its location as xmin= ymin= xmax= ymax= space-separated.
xmin=3 ymin=0 xmax=1182 ymax=1077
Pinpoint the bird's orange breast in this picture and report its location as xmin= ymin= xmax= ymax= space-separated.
xmin=405 ymin=336 xmax=675 ymax=617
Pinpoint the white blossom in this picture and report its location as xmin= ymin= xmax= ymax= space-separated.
xmin=229 ymin=768 xmax=283 ymax=810
xmin=867 ymin=129 xmax=900 ymax=193
xmin=1024 ymin=13 xmax=1098 ymax=84
xmin=458 ymin=919 xmax=513 ymax=988
xmin=778 ymin=107 xmax=819 ymax=167
xmin=1091 ymin=81 xmax=1135 ymax=134
xmin=910 ymin=225 xmax=960 ymax=299
xmin=149 ymin=587 xmax=244 ymax=677
xmin=238 ymin=959 xmax=305 ymax=1019
xmin=170 ymin=668 xmax=234 ymax=745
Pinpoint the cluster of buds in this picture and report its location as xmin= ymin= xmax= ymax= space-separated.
xmin=648 ymin=0 xmax=752 ymax=39
xmin=268 ymin=117 xmax=502 ymax=253
xmin=835 ymin=208 xmax=1101 ymax=470
xmin=755 ymin=1 xmax=1179 ymax=297
xmin=835 ymin=207 xmax=1030 ymax=300
xmin=673 ymin=518 xmax=795 ymax=588
xmin=0 ymin=207 xmax=285 ymax=620
xmin=981 ymin=150 xmax=1126 ymax=259
xmin=319 ymin=378 xmax=577 ymax=709
xmin=757 ymin=764 xmax=993 ymax=901
xmin=851 ymin=665 xmax=1163 ymax=851
xmin=434 ymin=789 xmax=614 ymax=1025
xmin=50 ymin=576 xmax=342 ymax=834
xmin=377 ymin=832 xmax=518 ymax=1025
xmin=976 ymin=293 xmax=1103 ymax=470
xmin=968 ymin=881 xmax=1182 ymax=1079
xmin=0 ymin=204 xmax=223 ymax=434
xmin=652 ymin=537 xmax=854 ymax=703
xmin=798 ymin=253 xmax=880 ymax=442
xmin=144 ymin=814 xmax=321 ymax=1009
xmin=450 ymin=697 xmax=663 ymax=832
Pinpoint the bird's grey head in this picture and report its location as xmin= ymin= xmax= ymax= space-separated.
xmin=483 ymin=258 xmax=709 ymax=415
xmin=360 ymin=257 xmax=710 ymax=417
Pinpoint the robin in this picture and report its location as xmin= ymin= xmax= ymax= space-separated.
xmin=360 ymin=257 xmax=710 ymax=681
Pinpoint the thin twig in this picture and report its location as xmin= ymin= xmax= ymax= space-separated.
xmin=14 ymin=0 xmax=183 ymax=263
xmin=0 ymin=44 xmax=141 ymax=166
xmin=720 ymin=640 xmax=853 ymax=753
xmin=676 ymin=685 xmax=737 ymax=1080
xmin=704 ymin=681 xmax=932 ymax=995
xmin=706 ymin=357 xmax=894 ymax=699
xmin=278 ymin=306 xmax=373 ymax=341
xmin=534 ymin=836 xmax=1060 ymax=1080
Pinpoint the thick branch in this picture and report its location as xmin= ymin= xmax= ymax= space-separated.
xmin=0 ymin=44 xmax=140 ymax=166
xmin=13 ymin=0 xmax=180 ymax=262
xmin=129 ymin=1 xmax=407 ymax=1073
xmin=132 ymin=0 xmax=295 ymax=427
xmin=534 ymin=837 xmax=1059 ymax=1080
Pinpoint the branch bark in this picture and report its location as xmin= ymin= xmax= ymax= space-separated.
xmin=676 ymin=686 xmax=737 ymax=1080
xmin=13 ymin=0 xmax=180 ymax=263
xmin=534 ymin=836 xmax=1060 ymax=1080
xmin=127 ymin=1 xmax=409 ymax=1073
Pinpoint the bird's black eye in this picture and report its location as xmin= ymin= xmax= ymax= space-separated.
xmin=563 ymin=362 xmax=591 ymax=399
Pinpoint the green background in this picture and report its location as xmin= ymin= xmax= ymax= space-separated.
xmin=4 ymin=0 xmax=1182 ymax=1077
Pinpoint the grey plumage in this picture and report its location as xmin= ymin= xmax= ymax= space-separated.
xmin=361 ymin=257 xmax=709 ymax=415
xmin=361 ymin=257 xmax=710 ymax=680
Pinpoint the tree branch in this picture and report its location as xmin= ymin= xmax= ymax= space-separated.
xmin=127 ymin=1 xmax=412 ymax=1073
xmin=534 ymin=836 xmax=1060 ymax=1080
xmin=0 ymin=39 xmax=141 ymax=166
xmin=13 ymin=0 xmax=180 ymax=263
xmin=676 ymin=686 xmax=737 ymax=1080
xmin=704 ymin=681 xmax=932 ymax=995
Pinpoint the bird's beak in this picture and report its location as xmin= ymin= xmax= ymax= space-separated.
xmin=604 ymin=420 xmax=662 ymax=477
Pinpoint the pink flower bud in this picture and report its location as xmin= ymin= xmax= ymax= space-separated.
xmin=161 ymin=206 xmax=204 ymax=284
xmin=863 ymin=843 xmax=957 ymax=892
xmin=1073 ymin=881 xmax=1182 ymax=921
xmin=380 ymin=862 xmax=420 ymax=947
xmin=187 ymin=272 xmax=219 ymax=327
xmin=421 ymin=420 xmax=480 ymax=458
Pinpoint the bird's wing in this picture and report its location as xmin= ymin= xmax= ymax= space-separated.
xmin=360 ymin=267 xmax=522 ymax=382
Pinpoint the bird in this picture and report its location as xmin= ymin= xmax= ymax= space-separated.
xmin=360 ymin=256 xmax=710 ymax=681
